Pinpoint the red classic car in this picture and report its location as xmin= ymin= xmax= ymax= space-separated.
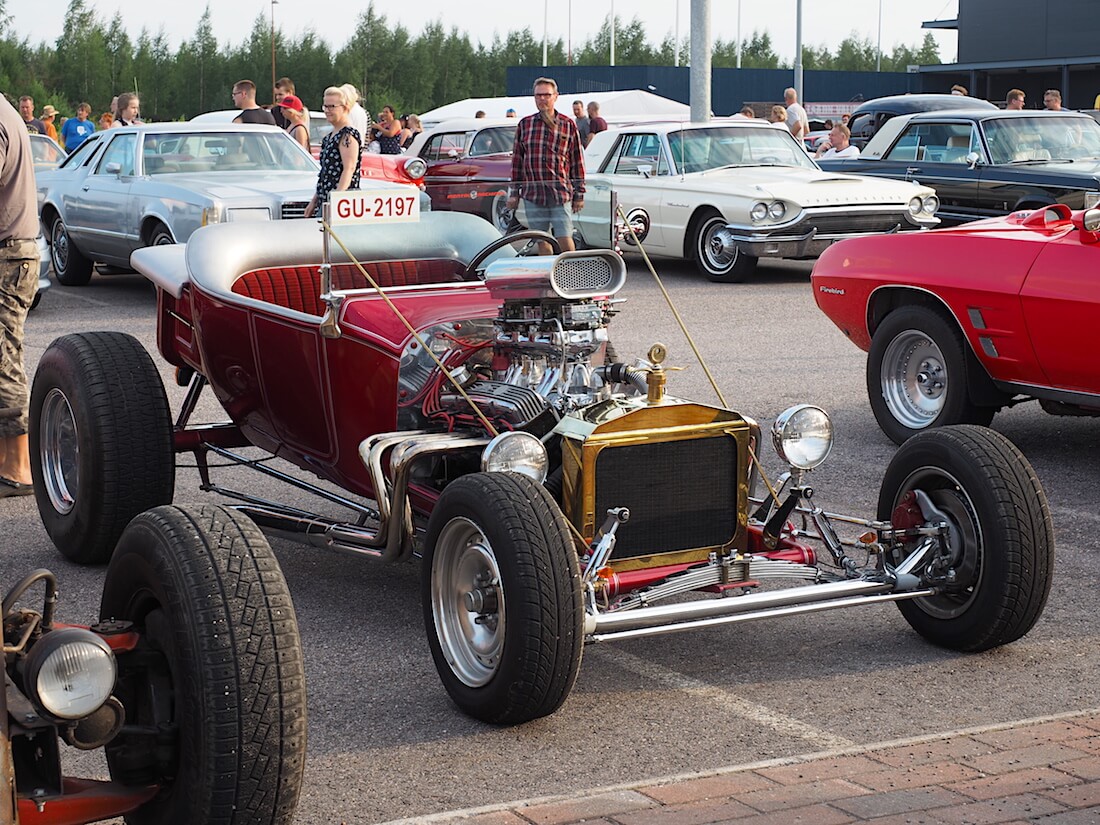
xmin=407 ymin=118 xmax=517 ymax=231
xmin=28 ymin=210 xmax=1054 ymax=725
xmin=811 ymin=204 xmax=1100 ymax=443
xmin=3 ymin=507 xmax=305 ymax=825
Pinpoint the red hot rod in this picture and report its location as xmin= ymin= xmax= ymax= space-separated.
xmin=28 ymin=209 xmax=1055 ymax=725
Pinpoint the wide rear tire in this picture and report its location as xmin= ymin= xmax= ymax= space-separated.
xmin=422 ymin=472 xmax=583 ymax=724
xmin=101 ymin=505 xmax=306 ymax=825
xmin=29 ymin=332 xmax=174 ymax=564
xmin=878 ymin=425 xmax=1054 ymax=651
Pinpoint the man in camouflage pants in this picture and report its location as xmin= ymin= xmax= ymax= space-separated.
xmin=0 ymin=92 xmax=40 ymax=497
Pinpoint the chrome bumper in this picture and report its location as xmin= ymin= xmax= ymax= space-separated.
xmin=728 ymin=225 xmax=909 ymax=259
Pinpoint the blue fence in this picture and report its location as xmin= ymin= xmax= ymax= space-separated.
xmin=507 ymin=66 xmax=919 ymax=115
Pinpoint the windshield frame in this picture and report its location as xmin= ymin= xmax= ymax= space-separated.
xmin=666 ymin=125 xmax=818 ymax=174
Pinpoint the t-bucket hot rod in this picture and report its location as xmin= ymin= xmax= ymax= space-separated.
xmin=28 ymin=205 xmax=1055 ymax=725
xmin=3 ymin=506 xmax=306 ymax=825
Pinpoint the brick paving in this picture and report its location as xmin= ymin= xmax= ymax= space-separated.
xmin=387 ymin=709 xmax=1100 ymax=825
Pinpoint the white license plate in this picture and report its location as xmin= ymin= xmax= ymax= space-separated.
xmin=329 ymin=190 xmax=420 ymax=225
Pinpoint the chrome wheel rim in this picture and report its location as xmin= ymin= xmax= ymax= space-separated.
xmin=40 ymin=388 xmax=79 ymax=515
xmin=431 ymin=517 xmax=504 ymax=687
xmin=51 ymin=222 xmax=69 ymax=274
xmin=492 ymin=195 xmax=514 ymax=233
xmin=896 ymin=466 xmax=983 ymax=618
xmin=881 ymin=330 xmax=947 ymax=430
xmin=700 ymin=219 xmax=737 ymax=273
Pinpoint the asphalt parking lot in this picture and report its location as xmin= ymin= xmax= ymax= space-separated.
xmin=6 ymin=253 xmax=1100 ymax=824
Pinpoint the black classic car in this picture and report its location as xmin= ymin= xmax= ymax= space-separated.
xmin=844 ymin=93 xmax=997 ymax=150
xmin=820 ymin=109 xmax=1100 ymax=225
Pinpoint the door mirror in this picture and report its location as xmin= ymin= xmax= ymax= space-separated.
xmin=965 ymin=151 xmax=980 ymax=169
xmin=636 ymin=164 xmax=653 ymax=179
xmin=105 ymin=162 xmax=122 ymax=175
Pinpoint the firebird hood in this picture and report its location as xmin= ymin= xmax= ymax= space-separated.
xmin=690 ymin=166 xmax=927 ymax=205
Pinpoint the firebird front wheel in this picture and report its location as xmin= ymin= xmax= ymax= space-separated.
xmin=422 ymin=472 xmax=583 ymax=724
xmin=868 ymin=306 xmax=995 ymax=444
xmin=877 ymin=426 xmax=1054 ymax=652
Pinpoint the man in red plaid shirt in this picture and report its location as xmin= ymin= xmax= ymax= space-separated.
xmin=506 ymin=77 xmax=586 ymax=254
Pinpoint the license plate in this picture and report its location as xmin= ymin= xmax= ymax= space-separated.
xmin=329 ymin=190 xmax=421 ymax=225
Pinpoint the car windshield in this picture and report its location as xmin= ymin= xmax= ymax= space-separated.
xmin=984 ymin=116 xmax=1100 ymax=164
xmin=468 ymin=127 xmax=515 ymax=156
xmin=140 ymin=131 xmax=317 ymax=174
xmin=667 ymin=126 xmax=816 ymax=173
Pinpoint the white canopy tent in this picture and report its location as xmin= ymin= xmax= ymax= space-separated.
xmin=418 ymin=90 xmax=690 ymax=130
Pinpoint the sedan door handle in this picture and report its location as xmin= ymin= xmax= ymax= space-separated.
xmin=905 ymin=167 xmax=921 ymax=174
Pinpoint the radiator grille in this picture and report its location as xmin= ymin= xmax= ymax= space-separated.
xmin=797 ymin=213 xmax=906 ymax=235
xmin=553 ymin=256 xmax=616 ymax=294
xmin=281 ymin=201 xmax=311 ymax=220
xmin=594 ymin=436 xmax=738 ymax=560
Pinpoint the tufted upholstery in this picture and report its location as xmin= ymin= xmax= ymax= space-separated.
xmin=232 ymin=259 xmax=468 ymax=316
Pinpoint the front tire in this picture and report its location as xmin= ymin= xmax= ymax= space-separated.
xmin=878 ymin=426 xmax=1054 ymax=651
xmin=50 ymin=216 xmax=94 ymax=286
xmin=868 ymin=306 xmax=995 ymax=444
xmin=146 ymin=221 xmax=175 ymax=247
xmin=101 ymin=505 xmax=307 ymax=825
xmin=29 ymin=332 xmax=174 ymax=564
xmin=692 ymin=211 xmax=757 ymax=283
xmin=422 ymin=472 xmax=583 ymax=724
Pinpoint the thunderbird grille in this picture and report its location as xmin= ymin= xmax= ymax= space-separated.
xmin=796 ymin=213 xmax=908 ymax=235
xmin=594 ymin=436 xmax=738 ymax=560
xmin=281 ymin=201 xmax=311 ymax=219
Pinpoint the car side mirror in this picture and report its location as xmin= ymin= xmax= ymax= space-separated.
xmin=447 ymin=149 xmax=459 ymax=158
xmin=637 ymin=164 xmax=653 ymax=179
xmin=965 ymin=151 xmax=980 ymax=170
xmin=105 ymin=161 xmax=122 ymax=175
xmin=1072 ymin=207 xmax=1100 ymax=243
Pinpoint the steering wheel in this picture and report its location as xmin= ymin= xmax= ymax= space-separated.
xmin=464 ymin=230 xmax=562 ymax=276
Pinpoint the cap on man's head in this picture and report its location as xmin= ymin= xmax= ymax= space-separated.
xmin=41 ymin=105 xmax=58 ymax=118
xmin=278 ymin=94 xmax=304 ymax=112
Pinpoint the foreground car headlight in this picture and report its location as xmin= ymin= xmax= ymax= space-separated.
xmin=481 ymin=431 xmax=548 ymax=482
xmin=923 ymin=195 xmax=939 ymax=215
xmin=750 ymin=202 xmax=769 ymax=222
xmin=772 ymin=405 xmax=833 ymax=471
xmin=23 ymin=628 xmax=116 ymax=720
xmin=403 ymin=157 xmax=427 ymax=181
xmin=768 ymin=201 xmax=786 ymax=220
xmin=908 ymin=197 xmax=923 ymax=216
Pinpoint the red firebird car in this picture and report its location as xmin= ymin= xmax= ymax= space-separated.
xmin=812 ymin=204 xmax=1100 ymax=443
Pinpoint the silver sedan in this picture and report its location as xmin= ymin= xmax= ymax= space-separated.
xmin=37 ymin=123 xmax=327 ymax=286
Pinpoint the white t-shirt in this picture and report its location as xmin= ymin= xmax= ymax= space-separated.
xmin=347 ymin=103 xmax=369 ymax=145
xmin=818 ymin=144 xmax=860 ymax=159
xmin=785 ymin=101 xmax=809 ymax=138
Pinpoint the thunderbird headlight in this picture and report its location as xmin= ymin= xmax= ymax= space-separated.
xmin=908 ymin=197 xmax=923 ymax=216
xmin=768 ymin=201 xmax=786 ymax=220
xmin=403 ymin=157 xmax=427 ymax=180
xmin=1084 ymin=191 xmax=1100 ymax=209
xmin=481 ymin=431 xmax=548 ymax=482
xmin=772 ymin=405 xmax=833 ymax=471
xmin=750 ymin=202 xmax=769 ymax=222
xmin=923 ymin=195 xmax=939 ymax=215
xmin=23 ymin=628 xmax=116 ymax=720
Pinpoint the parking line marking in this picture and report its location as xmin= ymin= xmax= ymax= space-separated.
xmin=593 ymin=646 xmax=855 ymax=750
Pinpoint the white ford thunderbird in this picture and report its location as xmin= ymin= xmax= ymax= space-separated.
xmin=575 ymin=121 xmax=940 ymax=282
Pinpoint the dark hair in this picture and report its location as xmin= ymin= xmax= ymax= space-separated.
xmin=275 ymin=76 xmax=295 ymax=93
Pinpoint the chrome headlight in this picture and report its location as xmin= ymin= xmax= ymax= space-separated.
xmin=768 ymin=201 xmax=786 ymax=220
xmin=1084 ymin=190 xmax=1100 ymax=209
xmin=772 ymin=405 xmax=833 ymax=471
xmin=923 ymin=195 xmax=940 ymax=215
xmin=1083 ymin=208 xmax=1100 ymax=232
xmin=750 ymin=202 xmax=769 ymax=222
xmin=23 ymin=628 xmax=116 ymax=720
xmin=403 ymin=157 xmax=427 ymax=180
xmin=481 ymin=431 xmax=548 ymax=482
xmin=908 ymin=197 xmax=923 ymax=216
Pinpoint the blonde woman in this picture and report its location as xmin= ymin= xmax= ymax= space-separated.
xmin=400 ymin=113 xmax=422 ymax=150
xmin=304 ymin=86 xmax=362 ymax=218
xmin=277 ymin=94 xmax=311 ymax=151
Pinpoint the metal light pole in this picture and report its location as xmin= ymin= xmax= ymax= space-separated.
xmin=270 ymin=0 xmax=278 ymax=104
xmin=610 ymin=0 xmax=616 ymax=67
xmin=876 ymin=0 xmax=883 ymax=72
xmin=794 ymin=0 xmax=803 ymax=103
xmin=689 ymin=0 xmax=711 ymax=122
xmin=736 ymin=0 xmax=742 ymax=69
xmin=543 ymin=0 xmax=548 ymax=66
xmin=674 ymin=0 xmax=680 ymax=67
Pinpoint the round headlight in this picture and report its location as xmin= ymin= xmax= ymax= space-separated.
xmin=923 ymin=195 xmax=939 ymax=215
xmin=768 ymin=201 xmax=786 ymax=220
xmin=772 ymin=404 xmax=834 ymax=471
xmin=908 ymin=196 xmax=923 ymax=216
xmin=23 ymin=628 xmax=116 ymax=720
xmin=403 ymin=157 xmax=427 ymax=180
xmin=481 ymin=431 xmax=548 ymax=482
xmin=750 ymin=202 xmax=769 ymax=222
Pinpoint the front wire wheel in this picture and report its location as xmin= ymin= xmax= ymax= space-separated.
xmin=878 ymin=425 xmax=1054 ymax=651
xmin=422 ymin=472 xmax=583 ymax=724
